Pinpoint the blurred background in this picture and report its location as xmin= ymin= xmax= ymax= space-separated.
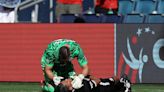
xmin=10 ymin=0 xmax=164 ymax=23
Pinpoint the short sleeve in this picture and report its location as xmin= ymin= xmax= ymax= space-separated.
xmin=77 ymin=46 xmax=88 ymax=67
xmin=41 ymin=43 xmax=56 ymax=68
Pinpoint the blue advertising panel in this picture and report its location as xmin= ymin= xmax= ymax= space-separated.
xmin=116 ymin=24 xmax=164 ymax=83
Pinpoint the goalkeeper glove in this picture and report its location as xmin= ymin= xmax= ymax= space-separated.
xmin=53 ymin=76 xmax=64 ymax=86
xmin=71 ymin=74 xmax=84 ymax=89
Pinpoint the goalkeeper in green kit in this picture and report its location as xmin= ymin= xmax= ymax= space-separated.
xmin=41 ymin=39 xmax=90 ymax=92
xmin=41 ymin=39 xmax=132 ymax=92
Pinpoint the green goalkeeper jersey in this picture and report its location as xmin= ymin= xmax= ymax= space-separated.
xmin=41 ymin=39 xmax=88 ymax=81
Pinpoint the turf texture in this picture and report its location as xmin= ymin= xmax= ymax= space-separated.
xmin=0 ymin=82 xmax=164 ymax=92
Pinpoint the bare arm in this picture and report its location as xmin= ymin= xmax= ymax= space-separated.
xmin=81 ymin=64 xmax=89 ymax=76
xmin=45 ymin=66 xmax=54 ymax=80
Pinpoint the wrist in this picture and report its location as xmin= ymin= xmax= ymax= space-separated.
xmin=53 ymin=76 xmax=56 ymax=80
xmin=53 ymin=76 xmax=58 ymax=80
xmin=78 ymin=74 xmax=84 ymax=80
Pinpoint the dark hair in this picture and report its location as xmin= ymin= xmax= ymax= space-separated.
xmin=59 ymin=46 xmax=70 ymax=64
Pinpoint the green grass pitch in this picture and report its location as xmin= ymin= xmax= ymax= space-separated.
xmin=0 ymin=82 xmax=164 ymax=92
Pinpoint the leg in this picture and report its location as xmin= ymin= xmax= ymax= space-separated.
xmin=89 ymin=75 xmax=131 ymax=92
xmin=116 ymin=74 xmax=132 ymax=92
xmin=55 ymin=2 xmax=68 ymax=22
xmin=68 ymin=4 xmax=82 ymax=14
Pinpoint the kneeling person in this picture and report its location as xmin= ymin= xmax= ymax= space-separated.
xmin=41 ymin=39 xmax=89 ymax=92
